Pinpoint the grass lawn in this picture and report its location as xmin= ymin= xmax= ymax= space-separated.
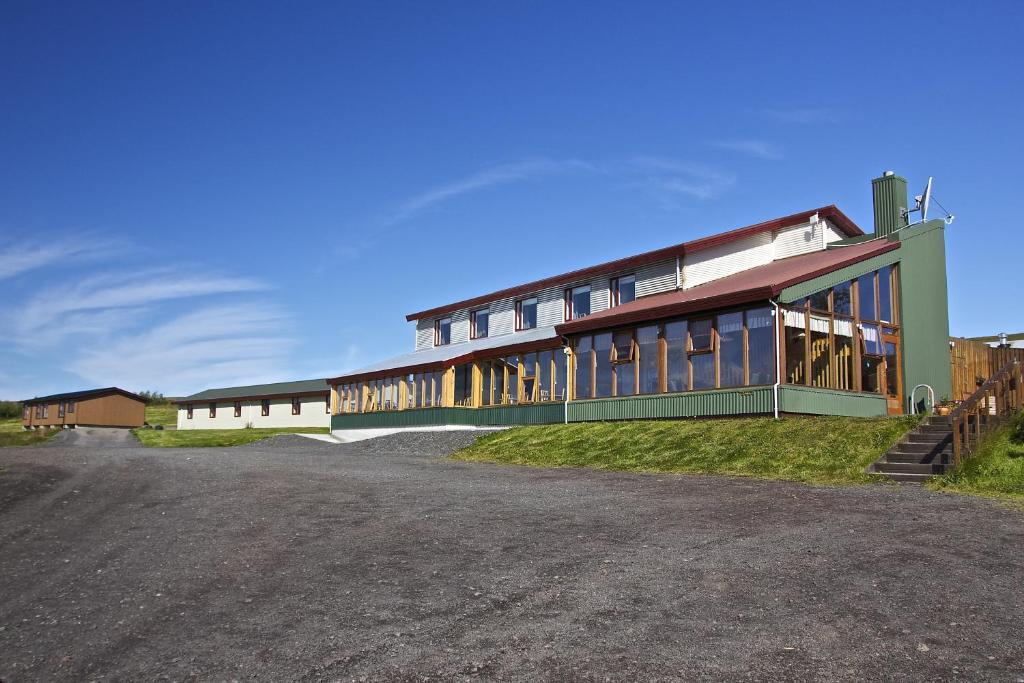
xmin=134 ymin=426 xmax=331 ymax=448
xmin=929 ymin=424 xmax=1024 ymax=505
xmin=0 ymin=417 xmax=57 ymax=447
xmin=144 ymin=404 xmax=178 ymax=428
xmin=453 ymin=415 xmax=921 ymax=486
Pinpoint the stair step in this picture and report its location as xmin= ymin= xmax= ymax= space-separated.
xmin=884 ymin=452 xmax=929 ymax=464
xmin=893 ymin=442 xmax=943 ymax=454
xmin=873 ymin=472 xmax=936 ymax=483
xmin=918 ymin=424 xmax=954 ymax=434
xmin=906 ymin=432 xmax=951 ymax=444
xmin=925 ymin=416 xmax=953 ymax=426
xmin=873 ymin=461 xmax=946 ymax=475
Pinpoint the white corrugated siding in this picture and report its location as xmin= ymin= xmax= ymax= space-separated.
xmin=489 ymin=296 xmax=516 ymax=337
xmin=450 ymin=309 xmax=470 ymax=344
xmin=682 ymin=233 xmax=773 ymax=289
xmin=772 ymin=220 xmax=826 ymax=259
xmin=537 ymin=286 xmax=565 ymax=327
xmin=176 ymin=397 xmax=330 ymax=430
xmin=824 ymin=220 xmax=845 ymax=244
xmin=636 ymin=258 xmax=677 ymax=297
xmin=415 ymin=318 xmax=434 ymax=350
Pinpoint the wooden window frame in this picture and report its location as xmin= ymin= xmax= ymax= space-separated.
xmin=261 ymin=399 xmax=270 ymax=417
xmin=565 ymin=285 xmax=591 ymax=321
xmin=515 ymin=297 xmax=538 ymax=331
xmin=610 ymin=274 xmax=637 ymax=307
xmin=434 ymin=317 xmax=452 ymax=346
xmin=470 ymin=308 xmax=489 ymax=339
xmin=67 ymin=401 xmax=75 ymax=414
xmin=234 ymin=401 xmax=242 ymax=418
xmin=58 ymin=402 xmax=66 ymax=418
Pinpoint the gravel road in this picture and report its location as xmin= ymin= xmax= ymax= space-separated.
xmin=0 ymin=432 xmax=1022 ymax=681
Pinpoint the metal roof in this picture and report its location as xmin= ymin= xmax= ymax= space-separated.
xmin=556 ymin=239 xmax=901 ymax=335
xmin=22 ymin=387 xmax=145 ymax=405
xmin=329 ymin=326 xmax=561 ymax=383
xmin=404 ymin=205 xmax=864 ymax=321
xmin=175 ymin=379 xmax=329 ymax=403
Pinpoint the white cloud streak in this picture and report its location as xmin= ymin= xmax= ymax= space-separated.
xmin=627 ymin=157 xmax=736 ymax=203
xmin=386 ymin=159 xmax=598 ymax=226
xmin=709 ymin=139 xmax=784 ymax=160
xmin=0 ymin=236 xmax=126 ymax=280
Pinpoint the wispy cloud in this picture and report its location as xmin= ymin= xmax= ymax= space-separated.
xmin=0 ymin=236 xmax=126 ymax=281
xmin=66 ymin=303 xmax=295 ymax=394
xmin=5 ymin=268 xmax=268 ymax=347
xmin=627 ymin=157 xmax=736 ymax=204
xmin=386 ymin=159 xmax=598 ymax=226
xmin=763 ymin=107 xmax=838 ymax=124
xmin=709 ymin=139 xmax=784 ymax=160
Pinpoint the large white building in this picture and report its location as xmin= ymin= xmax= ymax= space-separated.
xmin=174 ymin=379 xmax=331 ymax=430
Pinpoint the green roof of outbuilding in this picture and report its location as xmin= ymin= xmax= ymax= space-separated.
xmin=175 ymin=379 xmax=329 ymax=403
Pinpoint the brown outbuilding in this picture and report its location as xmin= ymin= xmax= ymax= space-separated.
xmin=21 ymin=387 xmax=146 ymax=429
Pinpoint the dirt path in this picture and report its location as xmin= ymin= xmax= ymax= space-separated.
xmin=0 ymin=434 xmax=1021 ymax=681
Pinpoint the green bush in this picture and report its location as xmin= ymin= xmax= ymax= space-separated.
xmin=0 ymin=401 xmax=23 ymax=420
xmin=1009 ymin=410 xmax=1024 ymax=445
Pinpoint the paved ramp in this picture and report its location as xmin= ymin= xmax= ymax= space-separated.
xmin=47 ymin=426 xmax=140 ymax=448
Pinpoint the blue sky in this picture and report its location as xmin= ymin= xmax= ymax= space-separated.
xmin=1 ymin=1 xmax=1021 ymax=398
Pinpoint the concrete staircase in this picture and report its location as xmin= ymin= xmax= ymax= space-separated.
xmin=868 ymin=416 xmax=954 ymax=482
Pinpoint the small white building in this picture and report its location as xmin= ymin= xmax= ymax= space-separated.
xmin=174 ymin=379 xmax=331 ymax=430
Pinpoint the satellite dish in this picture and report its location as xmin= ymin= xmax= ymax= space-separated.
xmin=920 ymin=177 xmax=933 ymax=221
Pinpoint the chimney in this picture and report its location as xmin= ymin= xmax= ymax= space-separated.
xmin=871 ymin=170 xmax=909 ymax=237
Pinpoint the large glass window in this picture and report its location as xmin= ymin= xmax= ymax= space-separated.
xmin=567 ymin=285 xmax=591 ymax=320
xmin=493 ymin=361 xmax=506 ymax=404
xmin=857 ymin=273 xmax=876 ymax=320
xmin=878 ymin=266 xmax=893 ymax=323
xmin=435 ymin=317 xmax=451 ymax=346
xmin=553 ymin=348 xmax=566 ymax=401
xmin=516 ymin=298 xmax=537 ymax=330
xmin=691 ymin=354 xmax=715 ymax=389
xmin=613 ymin=330 xmax=636 ymax=397
xmin=521 ymin=353 xmax=537 ymax=402
xmin=481 ymin=362 xmax=492 ymax=405
xmin=505 ymin=356 xmax=520 ymax=403
xmin=810 ymin=315 xmax=831 ymax=387
xmin=785 ymin=309 xmax=807 ymax=385
xmin=835 ymin=320 xmax=855 ymax=391
xmin=538 ymin=351 xmax=552 ymax=402
xmin=611 ymin=275 xmax=636 ymax=306
xmin=833 ymin=281 xmax=852 ymax=316
xmin=594 ymin=333 xmax=613 ymax=398
xmin=664 ymin=321 xmax=688 ymax=392
xmin=747 ymin=308 xmax=774 ymax=385
xmin=689 ymin=318 xmax=714 ymax=389
xmin=574 ymin=337 xmax=592 ymax=399
xmin=637 ymin=325 xmax=659 ymax=394
xmin=454 ymin=364 xmax=472 ymax=406
xmin=471 ymin=308 xmax=489 ymax=339
xmin=809 ymin=289 xmax=830 ymax=312
xmin=718 ymin=312 xmax=744 ymax=388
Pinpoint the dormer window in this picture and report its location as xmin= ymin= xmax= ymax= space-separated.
xmin=565 ymin=285 xmax=591 ymax=320
xmin=515 ymin=297 xmax=537 ymax=331
xmin=434 ymin=317 xmax=452 ymax=346
xmin=610 ymin=275 xmax=636 ymax=307
xmin=471 ymin=308 xmax=489 ymax=339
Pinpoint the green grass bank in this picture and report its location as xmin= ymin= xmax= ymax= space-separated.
xmin=134 ymin=426 xmax=330 ymax=448
xmin=453 ymin=415 xmax=920 ymax=486
xmin=929 ymin=421 xmax=1024 ymax=505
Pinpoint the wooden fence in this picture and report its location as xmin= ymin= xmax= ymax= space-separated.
xmin=949 ymin=337 xmax=1024 ymax=402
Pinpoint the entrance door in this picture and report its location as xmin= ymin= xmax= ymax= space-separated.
xmin=882 ymin=333 xmax=903 ymax=414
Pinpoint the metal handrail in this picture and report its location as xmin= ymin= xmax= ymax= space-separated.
xmin=909 ymin=384 xmax=935 ymax=415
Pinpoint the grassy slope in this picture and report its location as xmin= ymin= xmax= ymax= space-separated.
xmin=134 ymin=426 xmax=330 ymax=448
xmin=454 ymin=416 xmax=921 ymax=486
xmin=0 ymin=417 xmax=57 ymax=447
xmin=929 ymin=425 xmax=1024 ymax=504
xmin=144 ymin=404 xmax=178 ymax=427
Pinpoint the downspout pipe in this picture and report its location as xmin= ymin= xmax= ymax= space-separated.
xmin=770 ymin=299 xmax=781 ymax=420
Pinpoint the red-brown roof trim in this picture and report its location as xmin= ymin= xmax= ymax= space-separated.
xmin=404 ymin=205 xmax=862 ymax=321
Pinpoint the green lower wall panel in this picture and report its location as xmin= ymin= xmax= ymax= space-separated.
xmin=779 ymin=386 xmax=887 ymax=417
xmin=331 ymin=403 xmax=564 ymax=430
xmin=568 ymin=388 xmax=774 ymax=422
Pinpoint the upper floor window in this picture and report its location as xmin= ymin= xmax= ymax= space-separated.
xmin=516 ymin=297 xmax=538 ymax=330
xmin=435 ymin=317 xmax=452 ymax=346
xmin=471 ymin=308 xmax=489 ymax=339
xmin=292 ymin=397 xmax=302 ymax=415
xmin=566 ymin=285 xmax=591 ymax=320
xmin=611 ymin=275 xmax=636 ymax=307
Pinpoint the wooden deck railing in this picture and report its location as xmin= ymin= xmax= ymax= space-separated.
xmin=949 ymin=359 xmax=1023 ymax=466
xmin=950 ymin=337 xmax=1024 ymax=401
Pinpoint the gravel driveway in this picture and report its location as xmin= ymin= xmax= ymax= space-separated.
xmin=0 ymin=432 xmax=1022 ymax=681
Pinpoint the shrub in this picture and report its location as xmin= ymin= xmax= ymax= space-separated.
xmin=0 ymin=401 xmax=23 ymax=420
xmin=1009 ymin=410 xmax=1024 ymax=445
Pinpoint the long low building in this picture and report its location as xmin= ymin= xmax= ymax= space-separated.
xmin=173 ymin=379 xmax=331 ymax=430
xmin=327 ymin=171 xmax=953 ymax=436
xmin=22 ymin=387 xmax=146 ymax=429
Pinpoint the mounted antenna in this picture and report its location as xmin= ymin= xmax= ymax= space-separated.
xmin=917 ymin=177 xmax=933 ymax=221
